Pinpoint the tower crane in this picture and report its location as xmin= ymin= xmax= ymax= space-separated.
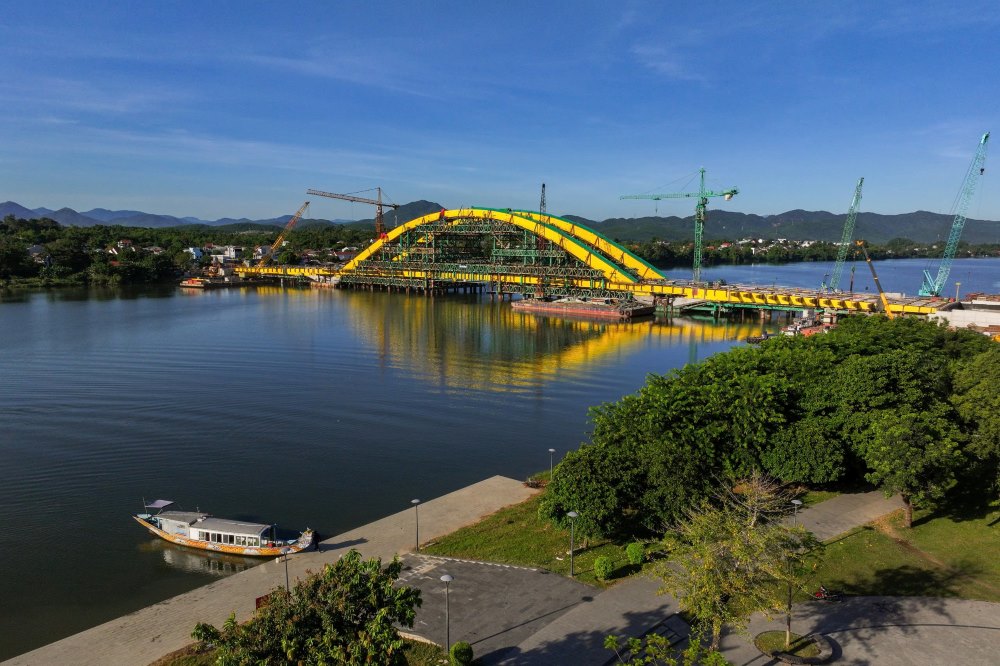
xmin=621 ymin=168 xmax=738 ymax=283
xmin=919 ymin=131 xmax=990 ymax=297
xmin=258 ymin=201 xmax=310 ymax=268
xmin=306 ymin=187 xmax=400 ymax=237
xmin=827 ymin=177 xmax=864 ymax=291
xmin=856 ymin=239 xmax=894 ymax=319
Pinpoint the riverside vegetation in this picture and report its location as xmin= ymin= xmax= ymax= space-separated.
xmin=430 ymin=317 xmax=999 ymax=660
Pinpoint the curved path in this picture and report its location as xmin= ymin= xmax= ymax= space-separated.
xmin=721 ymin=596 xmax=1000 ymax=666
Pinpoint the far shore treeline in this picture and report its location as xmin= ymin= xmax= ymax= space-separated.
xmin=541 ymin=316 xmax=1000 ymax=537
xmin=2 ymin=213 xmax=999 ymax=288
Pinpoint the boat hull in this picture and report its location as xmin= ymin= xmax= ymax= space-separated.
xmin=132 ymin=515 xmax=314 ymax=557
xmin=511 ymin=298 xmax=654 ymax=320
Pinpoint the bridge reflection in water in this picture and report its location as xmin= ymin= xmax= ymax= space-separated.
xmin=246 ymin=286 xmax=770 ymax=393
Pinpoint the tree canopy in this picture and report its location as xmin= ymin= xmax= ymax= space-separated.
xmin=192 ymin=549 xmax=421 ymax=665
xmin=542 ymin=316 xmax=995 ymax=538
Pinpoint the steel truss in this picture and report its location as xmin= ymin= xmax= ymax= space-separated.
xmin=342 ymin=213 xmax=634 ymax=300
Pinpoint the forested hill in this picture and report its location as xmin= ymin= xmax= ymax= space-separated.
xmin=568 ymin=209 xmax=1000 ymax=245
xmin=3 ymin=198 xmax=999 ymax=244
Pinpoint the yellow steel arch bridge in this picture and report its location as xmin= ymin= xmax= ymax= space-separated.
xmin=236 ymin=207 xmax=940 ymax=316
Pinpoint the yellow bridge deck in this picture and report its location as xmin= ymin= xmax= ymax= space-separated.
xmin=235 ymin=265 xmax=943 ymax=316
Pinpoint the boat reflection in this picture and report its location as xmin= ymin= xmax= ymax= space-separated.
xmin=139 ymin=538 xmax=262 ymax=577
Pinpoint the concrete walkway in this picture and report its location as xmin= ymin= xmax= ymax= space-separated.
xmin=720 ymin=596 xmax=1000 ymax=666
xmin=792 ymin=490 xmax=903 ymax=541
xmin=4 ymin=476 xmax=536 ymax=666
xmin=497 ymin=491 xmax=908 ymax=664
xmin=497 ymin=576 xmax=685 ymax=665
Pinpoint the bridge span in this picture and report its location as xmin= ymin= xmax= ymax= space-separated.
xmin=235 ymin=207 xmax=943 ymax=317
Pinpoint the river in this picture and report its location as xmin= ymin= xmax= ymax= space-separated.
xmin=1 ymin=257 xmax=997 ymax=659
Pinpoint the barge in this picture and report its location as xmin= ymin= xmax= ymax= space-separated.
xmin=179 ymin=277 xmax=214 ymax=289
xmin=133 ymin=500 xmax=314 ymax=557
xmin=512 ymin=297 xmax=655 ymax=320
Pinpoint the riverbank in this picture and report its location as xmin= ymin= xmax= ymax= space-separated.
xmin=2 ymin=476 xmax=537 ymax=666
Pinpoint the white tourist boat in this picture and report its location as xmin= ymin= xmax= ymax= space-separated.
xmin=133 ymin=500 xmax=314 ymax=557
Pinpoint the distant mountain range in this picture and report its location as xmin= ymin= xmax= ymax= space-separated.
xmin=3 ymin=200 xmax=999 ymax=245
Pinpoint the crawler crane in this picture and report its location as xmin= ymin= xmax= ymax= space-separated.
xmin=258 ymin=201 xmax=310 ymax=268
xmin=856 ymin=239 xmax=894 ymax=319
xmin=919 ymin=132 xmax=989 ymax=297
xmin=827 ymin=178 xmax=864 ymax=291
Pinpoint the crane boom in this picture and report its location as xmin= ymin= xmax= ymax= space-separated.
xmin=258 ymin=201 xmax=310 ymax=268
xmin=856 ymin=240 xmax=894 ymax=319
xmin=306 ymin=187 xmax=401 ymax=237
xmin=828 ymin=177 xmax=864 ymax=291
xmin=919 ymin=131 xmax=990 ymax=297
xmin=621 ymin=168 xmax=738 ymax=282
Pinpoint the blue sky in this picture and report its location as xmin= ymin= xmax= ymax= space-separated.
xmin=2 ymin=1 xmax=999 ymax=222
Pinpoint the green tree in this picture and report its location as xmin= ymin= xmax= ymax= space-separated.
xmin=45 ymin=236 xmax=90 ymax=274
xmin=861 ymin=406 xmax=965 ymax=527
xmin=653 ymin=474 xmax=819 ymax=650
xmin=192 ymin=549 xmax=421 ymax=665
xmin=605 ymin=630 xmax=728 ymax=665
xmin=540 ymin=444 xmax=644 ymax=540
xmin=0 ymin=239 xmax=34 ymax=279
xmin=952 ymin=345 xmax=1000 ymax=491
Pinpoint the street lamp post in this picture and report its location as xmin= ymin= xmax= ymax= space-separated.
xmin=567 ymin=511 xmax=579 ymax=577
xmin=280 ymin=547 xmax=291 ymax=592
xmin=440 ymin=574 xmax=453 ymax=650
xmin=791 ymin=499 xmax=802 ymax=523
xmin=411 ymin=499 xmax=420 ymax=552
xmin=955 ymin=281 xmax=962 ymax=302
xmin=548 ymin=448 xmax=556 ymax=478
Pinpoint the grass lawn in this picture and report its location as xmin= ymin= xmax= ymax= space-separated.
xmin=803 ymin=498 xmax=1000 ymax=602
xmin=422 ymin=493 xmax=647 ymax=587
xmin=754 ymin=630 xmax=820 ymax=658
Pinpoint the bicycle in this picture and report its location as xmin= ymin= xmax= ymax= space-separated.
xmin=811 ymin=585 xmax=843 ymax=602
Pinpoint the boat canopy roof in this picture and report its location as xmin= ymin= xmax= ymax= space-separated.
xmin=196 ymin=517 xmax=272 ymax=535
xmin=145 ymin=499 xmax=174 ymax=510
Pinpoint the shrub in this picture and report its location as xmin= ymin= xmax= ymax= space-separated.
xmin=594 ymin=555 xmax=615 ymax=581
xmin=626 ymin=541 xmax=645 ymax=566
xmin=450 ymin=640 xmax=474 ymax=665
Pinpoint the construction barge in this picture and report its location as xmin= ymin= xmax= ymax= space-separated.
xmin=511 ymin=296 xmax=654 ymax=321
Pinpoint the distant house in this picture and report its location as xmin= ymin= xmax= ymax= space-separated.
xmin=26 ymin=244 xmax=51 ymax=266
xmin=144 ymin=246 xmax=165 ymax=255
xmin=108 ymin=240 xmax=137 ymax=257
xmin=186 ymin=247 xmax=204 ymax=261
xmin=336 ymin=249 xmax=359 ymax=262
xmin=222 ymin=245 xmax=243 ymax=260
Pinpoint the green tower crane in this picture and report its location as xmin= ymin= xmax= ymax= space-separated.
xmin=621 ymin=168 xmax=738 ymax=283
xmin=919 ymin=131 xmax=990 ymax=297
xmin=827 ymin=177 xmax=864 ymax=292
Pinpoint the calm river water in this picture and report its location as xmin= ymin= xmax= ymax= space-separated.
xmin=1 ymin=256 xmax=998 ymax=659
